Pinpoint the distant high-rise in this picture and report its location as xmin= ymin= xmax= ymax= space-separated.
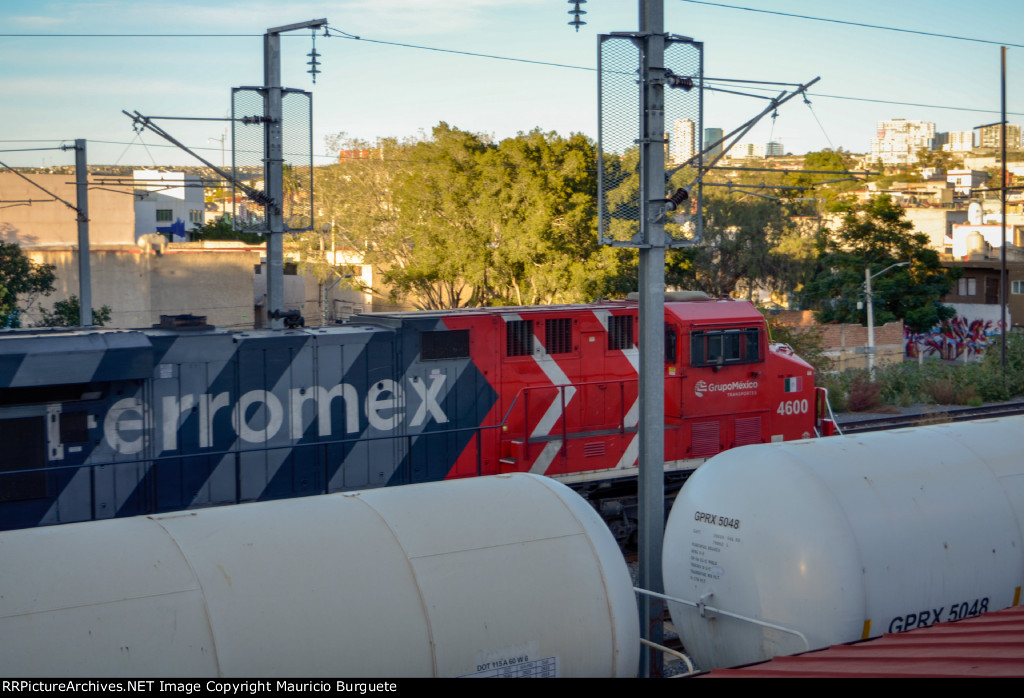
xmin=670 ymin=119 xmax=696 ymax=165
xmin=936 ymin=131 xmax=973 ymax=152
xmin=766 ymin=141 xmax=784 ymax=157
xmin=870 ymin=119 xmax=935 ymax=165
xmin=728 ymin=142 xmax=765 ymax=160
xmin=976 ymin=123 xmax=1022 ymax=150
xmin=704 ymin=127 xmax=724 ymax=158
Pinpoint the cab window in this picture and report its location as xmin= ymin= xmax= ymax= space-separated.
xmin=690 ymin=327 xmax=761 ymax=367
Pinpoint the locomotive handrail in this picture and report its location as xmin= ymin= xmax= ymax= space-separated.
xmin=506 ymin=376 xmax=692 ymax=443
xmin=3 ymin=421 xmax=510 ymax=478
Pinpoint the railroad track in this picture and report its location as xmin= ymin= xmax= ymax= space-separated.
xmin=837 ymin=400 xmax=1024 ymax=434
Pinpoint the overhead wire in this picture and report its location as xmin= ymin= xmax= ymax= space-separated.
xmin=676 ymin=0 xmax=1024 ymax=49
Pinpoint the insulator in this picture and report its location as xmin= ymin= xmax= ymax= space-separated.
xmin=307 ymin=49 xmax=321 ymax=82
xmin=667 ymin=188 xmax=689 ymax=210
xmin=567 ymin=0 xmax=587 ymax=32
xmin=664 ymin=70 xmax=694 ymax=91
xmin=307 ymin=29 xmax=322 ymax=84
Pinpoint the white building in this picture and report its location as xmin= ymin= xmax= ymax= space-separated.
xmin=940 ymin=131 xmax=974 ymax=152
xmin=670 ymin=119 xmax=696 ymax=165
xmin=947 ymin=169 xmax=990 ymax=196
xmin=870 ymin=119 xmax=936 ymax=166
xmin=133 ymin=170 xmax=206 ymax=243
xmin=727 ymin=142 xmax=765 ymax=160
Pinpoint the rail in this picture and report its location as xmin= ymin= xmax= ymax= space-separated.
xmin=839 ymin=400 xmax=1024 ymax=434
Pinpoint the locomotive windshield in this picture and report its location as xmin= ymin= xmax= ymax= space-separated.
xmin=690 ymin=327 xmax=762 ymax=367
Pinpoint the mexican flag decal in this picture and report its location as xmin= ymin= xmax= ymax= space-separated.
xmin=784 ymin=376 xmax=802 ymax=393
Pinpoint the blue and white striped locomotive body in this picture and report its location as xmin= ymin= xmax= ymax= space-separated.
xmin=0 ymin=318 xmax=496 ymax=530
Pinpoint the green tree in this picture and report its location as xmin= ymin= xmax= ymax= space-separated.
xmin=385 ymin=123 xmax=493 ymax=308
xmin=36 ymin=295 xmax=112 ymax=327
xmin=914 ymin=147 xmax=960 ymax=172
xmin=315 ymin=125 xmax=636 ymax=310
xmin=477 ymin=129 xmax=632 ymax=305
xmin=802 ymin=195 xmax=956 ymax=333
xmin=0 ymin=242 xmax=55 ymax=328
xmin=666 ymin=191 xmax=814 ymax=300
xmin=191 ymin=215 xmax=263 ymax=244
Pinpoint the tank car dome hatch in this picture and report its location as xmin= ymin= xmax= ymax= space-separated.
xmin=663 ymin=418 xmax=1024 ymax=671
xmin=0 ymin=473 xmax=639 ymax=678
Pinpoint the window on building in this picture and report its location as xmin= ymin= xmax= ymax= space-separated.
xmin=608 ymin=315 xmax=633 ymax=351
xmin=156 ymin=209 xmax=173 ymax=222
xmin=506 ymin=320 xmax=534 ymax=357
xmin=189 ymin=210 xmax=203 ymax=224
xmin=1013 ymin=281 xmax=1024 ymax=295
xmin=690 ymin=327 xmax=762 ymax=367
xmin=958 ymin=277 xmax=977 ymax=296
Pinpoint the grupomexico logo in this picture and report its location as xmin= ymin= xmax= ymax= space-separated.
xmin=694 ymin=379 xmax=759 ymax=398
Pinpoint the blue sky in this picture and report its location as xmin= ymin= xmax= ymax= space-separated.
xmin=1 ymin=0 xmax=1022 ymax=168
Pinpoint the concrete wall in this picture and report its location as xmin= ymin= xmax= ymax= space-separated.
xmin=904 ymin=207 xmax=968 ymax=253
xmin=0 ymin=173 xmax=136 ymax=246
xmin=24 ymin=243 xmax=264 ymax=329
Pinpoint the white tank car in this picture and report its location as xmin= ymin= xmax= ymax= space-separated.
xmin=0 ymin=473 xmax=638 ymax=678
xmin=663 ymin=417 xmax=1024 ymax=671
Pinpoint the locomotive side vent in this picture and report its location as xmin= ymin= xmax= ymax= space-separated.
xmin=421 ymin=330 xmax=470 ymax=360
xmin=545 ymin=318 xmax=573 ymax=355
xmin=607 ymin=315 xmax=633 ymax=351
xmin=691 ymin=421 xmax=720 ymax=458
xmin=157 ymin=314 xmax=209 ymax=330
xmin=506 ymin=320 xmax=534 ymax=357
xmin=734 ymin=416 xmax=762 ymax=446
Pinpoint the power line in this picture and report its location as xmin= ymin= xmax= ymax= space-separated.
xmin=677 ymin=0 xmax=1024 ymax=49
xmin=324 ymin=27 xmax=595 ymax=72
xmin=0 ymin=33 xmax=261 ymax=37
xmin=1 ymin=27 xmax=1015 ymax=116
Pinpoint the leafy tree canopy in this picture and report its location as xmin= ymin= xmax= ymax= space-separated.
xmin=191 ymin=215 xmax=263 ymax=245
xmin=36 ymin=295 xmax=112 ymax=327
xmin=316 ymin=124 xmax=635 ymax=309
xmin=666 ymin=191 xmax=814 ymax=301
xmin=0 ymin=242 xmax=55 ymax=328
xmin=802 ymin=194 xmax=956 ymax=333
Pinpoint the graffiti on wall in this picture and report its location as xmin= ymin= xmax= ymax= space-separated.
xmin=905 ymin=314 xmax=1003 ymax=361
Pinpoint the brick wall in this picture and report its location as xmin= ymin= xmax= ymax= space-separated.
xmin=773 ymin=312 xmax=905 ymax=371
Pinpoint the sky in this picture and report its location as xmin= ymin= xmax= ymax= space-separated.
xmin=1 ymin=0 xmax=1023 ymax=169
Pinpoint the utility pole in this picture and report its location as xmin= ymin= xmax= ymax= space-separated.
xmin=1001 ymin=46 xmax=1008 ymax=380
xmin=74 ymin=139 xmax=92 ymax=327
xmin=637 ymin=0 xmax=667 ymax=679
xmin=263 ymin=19 xmax=326 ymax=329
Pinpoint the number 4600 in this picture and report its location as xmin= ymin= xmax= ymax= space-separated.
xmin=777 ymin=399 xmax=808 ymax=416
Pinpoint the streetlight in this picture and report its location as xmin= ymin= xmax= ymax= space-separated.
xmin=865 ymin=261 xmax=909 ymax=376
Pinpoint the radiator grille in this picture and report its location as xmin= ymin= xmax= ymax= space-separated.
xmin=691 ymin=421 xmax=720 ymax=458
xmin=734 ymin=416 xmax=762 ymax=446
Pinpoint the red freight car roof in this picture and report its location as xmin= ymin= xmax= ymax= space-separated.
xmin=362 ymin=298 xmax=764 ymax=324
xmin=698 ymin=604 xmax=1024 ymax=678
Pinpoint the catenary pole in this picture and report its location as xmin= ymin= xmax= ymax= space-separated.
xmin=637 ymin=0 xmax=667 ymax=679
xmin=74 ymin=139 xmax=92 ymax=327
xmin=264 ymin=29 xmax=285 ymax=329
xmin=1001 ymin=46 xmax=1007 ymax=380
xmin=263 ymin=19 xmax=326 ymax=330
